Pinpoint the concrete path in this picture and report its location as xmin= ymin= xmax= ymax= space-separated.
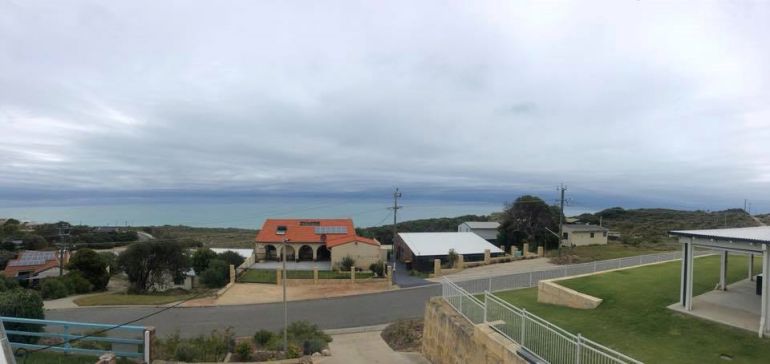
xmin=318 ymin=330 xmax=429 ymax=364
xmin=393 ymin=262 xmax=432 ymax=288
xmin=431 ymin=257 xmax=556 ymax=281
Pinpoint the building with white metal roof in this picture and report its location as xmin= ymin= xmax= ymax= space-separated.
xmin=395 ymin=232 xmax=504 ymax=271
xmin=669 ymin=226 xmax=770 ymax=337
xmin=457 ymin=221 xmax=500 ymax=241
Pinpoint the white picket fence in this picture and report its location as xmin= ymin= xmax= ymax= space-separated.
xmin=441 ymin=277 xmax=642 ymax=364
xmin=449 ymin=251 xmax=690 ymax=295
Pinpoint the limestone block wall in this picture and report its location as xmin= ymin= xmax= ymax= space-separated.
xmin=537 ymin=280 xmax=602 ymax=309
xmin=422 ymin=297 xmax=527 ymax=364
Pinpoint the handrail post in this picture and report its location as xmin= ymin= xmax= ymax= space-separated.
xmin=576 ymin=333 xmax=582 ymax=364
xmin=63 ymin=324 xmax=70 ymax=354
xmin=488 ymin=278 xmax=492 ymax=292
xmin=483 ymin=291 xmax=488 ymax=323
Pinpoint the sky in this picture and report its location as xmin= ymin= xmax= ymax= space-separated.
xmin=1 ymin=0 xmax=769 ymax=214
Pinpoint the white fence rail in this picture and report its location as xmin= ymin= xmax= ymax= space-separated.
xmin=452 ymin=251 xmax=693 ymax=295
xmin=441 ymin=278 xmax=642 ymax=364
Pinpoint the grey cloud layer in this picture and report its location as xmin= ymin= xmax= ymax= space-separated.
xmin=1 ymin=1 xmax=769 ymax=209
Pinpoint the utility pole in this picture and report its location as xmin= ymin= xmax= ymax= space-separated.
xmin=390 ymin=188 xmax=402 ymax=276
xmin=57 ymin=222 xmax=70 ymax=277
xmin=282 ymin=237 xmax=289 ymax=354
xmin=557 ymin=184 xmax=566 ymax=257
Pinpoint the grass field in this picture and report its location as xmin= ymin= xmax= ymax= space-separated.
xmin=493 ymin=254 xmax=770 ymax=364
xmin=547 ymin=242 xmax=677 ymax=264
xmin=74 ymin=290 xmax=204 ymax=306
xmin=238 ymin=269 xmax=375 ymax=283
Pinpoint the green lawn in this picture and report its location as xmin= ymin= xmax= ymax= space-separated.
xmin=493 ymin=254 xmax=770 ymax=364
xmin=547 ymin=242 xmax=677 ymax=264
xmin=238 ymin=269 xmax=375 ymax=283
xmin=15 ymin=351 xmax=134 ymax=364
xmin=74 ymin=291 xmax=199 ymax=306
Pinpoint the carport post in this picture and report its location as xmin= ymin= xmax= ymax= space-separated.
xmin=719 ymin=251 xmax=728 ymax=291
xmin=760 ymin=248 xmax=770 ymax=337
xmin=681 ymin=240 xmax=694 ymax=311
xmin=749 ymin=254 xmax=754 ymax=281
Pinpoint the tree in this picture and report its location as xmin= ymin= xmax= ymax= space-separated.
xmin=199 ymin=259 xmax=229 ymax=288
xmin=68 ymin=248 xmax=110 ymax=290
xmin=498 ymin=195 xmax=559 ymax=251
xmin=1 ymin=219 xmax=20 ymax=236
xmin=369 ymin=260 xmax=385 ymax=277
xmin=0 ymin=289 xmax=44 ymax=343
xmin=118 ymin=241 xmax=190 ymax=293
xmin=217 ymin=251 xmax=245 ymax=268
xmin=99 ymin=252 xmax=121 ymax=275
xmin=192 ymin=248 xmax=218 ymax=275
xmin=23 ymin=234 xmax=48 ymax=250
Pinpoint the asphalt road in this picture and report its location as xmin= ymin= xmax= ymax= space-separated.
xmin=46 ymin=284 xmax=441 ymax=337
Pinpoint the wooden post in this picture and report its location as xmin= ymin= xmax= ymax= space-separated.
xmin=434 ymin=259 xmax=441 ymax=276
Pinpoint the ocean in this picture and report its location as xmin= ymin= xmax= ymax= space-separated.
xmin=0 ymin=197 xmax=512 ymax=229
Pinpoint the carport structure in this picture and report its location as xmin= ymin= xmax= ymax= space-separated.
xmin=670 ymin=226 xmax=770 ymax=337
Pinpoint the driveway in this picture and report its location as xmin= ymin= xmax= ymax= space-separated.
xmin=318 ymin=330 xmax=429 ymax=364
xmin=393 ymin=262 xmax=432 ymax=288
xmin=249 ymin=261 xmax=332 ymax=271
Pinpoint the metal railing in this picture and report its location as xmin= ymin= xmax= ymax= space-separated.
xmin=441 ymin=278 xmax=642 ymax=364
xmin=1 ymin=316 xmax=151 ymax=362
xmin=451 ymin=251 xmax=690 ymax=294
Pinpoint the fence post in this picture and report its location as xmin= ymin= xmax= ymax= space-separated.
xmin=483 ymin=291 xmax=488 ymax=323
xmin=144 ymin=327 xmax=155 ymax=364
xmin=593 ymin=260 xmax=597 ymax=272
xmin=576 ymin=333 xmax=582 ymax=364
xmin=488 ymin=277 xmax=492 ymax=292
xmin=529 ymin=272 xmax=533 ymax=287
xmin=521 ymin=309 xmax=527 ymax=346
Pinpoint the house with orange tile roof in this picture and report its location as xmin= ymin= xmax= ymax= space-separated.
xmin=254 ymin=218 xmax=382 ymax=270
xmin=2 ymin=250 xmax=69 ymax=283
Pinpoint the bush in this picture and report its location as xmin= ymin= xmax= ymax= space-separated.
xmin=286 ymin=343 xmax=302 ymax=359
xmin=303 ymin=338 xmax=327 ymax=355
xmin=99 ymin=252 xmax=121 ymax=275
xmin=41 ymin=278 xmax=70 ymax=299
xmin=192 ymin=248 xmax=218 ymax=275
xmin=285 ymin=320 xmax=332 ymax=355
xmin=0 ymin=288 xmax=44 ymax=343
xmin=154 ymin=328 xmax=235 ymax=362
xmin=217 ymin=251 xmax=245 ymax=268
xmin=235 ymin=341 xmax=252 ymax=361
xmin=0 ymin=276 xmax=19 ymax=292
xmin=254 ymin=329 xmax=275 ymax=347
xmin=447 ymin=249 xmax=459 ymax=268
xmin=63 ymin=271 xmax=93 ymax=294
xmin=200 ymin=259 xmax=229 ymax=288
xmin=339 ymin=256 xmax=356 ymax=272
xmin=381 ymin=319 xmax=423 ymax=351
xmin=369 ymin=260 xmax=385 ymax=277
xmin=68 ymin=248 xmax=110 ymax=290
xmin=174 ymin=343 xmax=199 ymax=362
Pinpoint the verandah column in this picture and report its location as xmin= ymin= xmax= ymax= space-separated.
xmin=685 ymin=240 xmax=694 ymax=311
xmin=760 ymin=248 xmax=770 ymax=337
xmin=749 ymin=254 xmax=754 ymax=281
xmin=680 ymin=240 xmax=689 ymax=307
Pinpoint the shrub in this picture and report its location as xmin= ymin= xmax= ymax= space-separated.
xmin=303 ymin=338 xmax=327 ymax=355
xmin=99 ymin=252 xmax=121 ymax=275
xmin=0 ymin=288 xmax=44 ymax=343
xmin=0 ymin=276 xmax=19 ymax=292
xmin=285 ymin=321 xmax=332 ymax=355
xmin=253 ymin=329 xmax=275 ymax=347
xmin=63 ymin=271 xmax=93 ymax=294
xmin=369 ymin=260 xmax=385 ymax=277
xmin=447 ymin=249 xmax=459 ymax=268
xmin=381 ymin=319 xmax=423 ymax=351
xmin=192 ymin=248 xmax=218 ymax=275
xmin=339 ymin=256 xmax=356 ymax=272
xmin=41 ymin=278 xmax=70 ymax=299
xmin=286 ymin=343 xmax=302 ymax=359
xmin=174 ymin=343 xmax=199 ymax=362
xmin=154 ymin=328 xmax=234 ymax=362
xmin=200 ymin=259 xmax=229 ymax=288
xmin=235 ymin=341 xmax=252 ymax=361
xmin=217 ymin=251 xmax=245 ymax=268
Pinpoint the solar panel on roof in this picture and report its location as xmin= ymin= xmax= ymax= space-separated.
xmin=314 ymin=226 xmax=348 ymax=234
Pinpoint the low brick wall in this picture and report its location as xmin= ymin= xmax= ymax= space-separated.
xmin=422 ymin=297 xmax=527 ymax=364
xmin=537 ymin=280 xmax=602 ymax=309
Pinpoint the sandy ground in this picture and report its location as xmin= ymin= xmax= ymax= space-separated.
xmin=318 ymin=330 xmax=430 ymax=364
xmin=184 ymin=281 xmax=394 ymax=306
xmin=429 ymin=257 xmax=557 ymax=281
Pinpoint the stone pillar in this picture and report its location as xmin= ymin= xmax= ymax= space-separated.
xmin=509 ymin=245 xmax=518 ymax=257
xmin=276 ymin=268 xmax=282 ymax=286
xmin=387 ymin=265 xmax=393 ymax=287
xmin=312 ymin=246 xmax=318 ymax=262
xmin=484 ymin=249 xmax=491 ymax=264
xmin=719 ymin=251 xmax=729 ymax=291
xmin=500 ymin=245 xmax=505 ymax=253
xmin=434 ymin=259 xmax=441 ymax=276
xmin=229 ymin=264 xmax=235 ymax=285
xmin=351 ymin=266 xmax=356 ymax=283
xmin=313 ymin=266 xmax=319 ymax=284
xmin=523 ymin=243 xmax=530 ymax=257
xmin=537 ymin=246 xmax=544 ymax=257
xmin=457 ymin=254 xmax=464 ymax=269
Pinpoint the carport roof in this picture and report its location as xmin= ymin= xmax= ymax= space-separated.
xmin=669 ymin=226 xmax=770 ymax=244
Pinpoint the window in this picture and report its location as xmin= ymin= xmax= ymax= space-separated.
xmin=603 ymin=231 xmax=608 ymax=237
xmin=300 ymin=221 xmax=320 ymax=226
xmin=276 ymin=226 xmax=287 ymax=235
xmin=590 ymin=232 xmax=595 ymax=238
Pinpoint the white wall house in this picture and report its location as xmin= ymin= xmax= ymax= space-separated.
xmin=562 ymin=224 xmax=609 ymax=246
xmin=457 ymin=221 xmax=500 ymax=242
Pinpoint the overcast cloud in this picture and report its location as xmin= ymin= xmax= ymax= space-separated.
xmin=1 ymin=1 xmax=769 ymax=211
